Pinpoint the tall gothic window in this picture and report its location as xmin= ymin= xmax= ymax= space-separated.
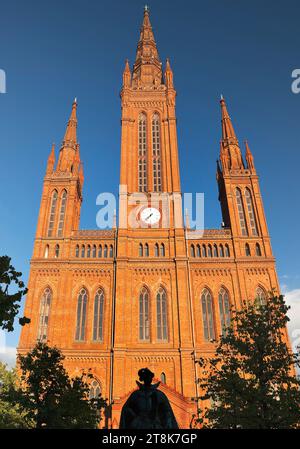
xmin=218 ymin=288 xmax=230 ymax=335
xmin=219 ymin=244 xmax=224 ymax=257
xmin=37 ymin=288 xmax=52 ymax=342
xmin=155 ymin=243 xmax=159 ymax=257
xmin=93 ymin=288 xmax=104 ymax=341
xmin=109 ymin=245 xmax=114 ymax=258
xmin=256 ymin=287 xmax=267 ymax=306
xmin=156 ymin=287 xmax=168 ymax=341
xmin=138 ymin=113 xmax=147 ymax=192
xmin=245 ymin=188 xmax=258 ymax=236
xmin=89 ymin=379 xmax=101 ymax=400
xmin=139 ymin=243 xmax=143 ymax=257
xmin=190 ymin=244 xmax=195 ymax=258
xmin=75 ymin=288 xmax=88 ymax=341
xmin=202 ymin=245 xmax=207 ymax=257
xmin=201 ymin=289 xmax=215 ymax=341
xmin=145 ymin=243 xmax=149 ymax=257
xmin=57 ymin=190 xmax=67 ymax=237
xmin=87 ymin=245 xmax=91 ymax=258
xmin=152 ymin=113 xmax=162 ymax=192
xmin=245 ymin=243 xmax=251 ymax=256
xmin=98 ymin=245 xmax=102 ymax=258
xmin=55 ymin=244 xmax=60 ymax=258
xmin=47 ymin=190 xmax=58 ymax=237
xmin=160 ymin=373 xmax=166 ymax=384
xmin=225 ymin=244 xmax=230 ymax=257
xmin=92 ymin=245 xmax=96 ymax=258
xmin=75 ymin=245 xmax=79 ymax=257
xmin=235 ymin=188 xmax=248 ymax=236
xmin=213 ymin=244 xmax=218 ymax=257
xmin=104 ymin=245 xmax=108 ymax=258
xmin=160 ymin=243 xmax=165 ymax=257
xmin=139 ymin=287 xmax=150 ymax=341
xmin=256 ymin=243 xmax=262 ymax=256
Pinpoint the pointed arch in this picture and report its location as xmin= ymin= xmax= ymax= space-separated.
xmin=89 ymin=378 xmax=102 ymax=400
xmin=218 ymin=287 xmax=230 ymax=335
xmin=145 ymin=243 xmax=149 ymax=257
xmin=235 ymin=188 xmax=248 ymax=236
xmin=155 ymin=243 xmax=159 ymax=257
xmin=47 ymin=190 xmax=58 ymax=237
xmin=207 ymin=244 xmax=212 ymax=257
xmin=75 ymin=244 xmax=79 ymax=258
xmin=225 ymin=244 xmax=230 ymax=257
xmin=202 ymin=244 xmax=207 ymax=257
xmin=160 ymin=372 xmax=166 ymax=384
xmin=98 ymin=245 xmax=102 ymax=258
xmin=256 ymin=286 xmax=267 ymax=306
xmin=37 ymin=287 xmax=52 ymax=342
xmin=93 ymin=288 xmax=104 ymax=341
xmin=57 ymin=189 xmax=67 ymax=237
xmin=55 ymin=244 xmax=60 ymax=258
xmin=156 ymin=286 xmax=168 ymax=341
xmin=104 ymin=245 xmax=108 ymax=258
xmin=245 ymin=188 xmax=258 ymax=236
xmin=138 ymin=112 xmax=147 ymax=192
xmin=256 ymin=242 xmax=262 ymax=256
xmin=201 ymin=288 xmax=215 ymax=341
xmin=245 ymin=243 xmax=251 ymax=256
xmin=75 ymin=287 xmax=88 ymax=341
xmin=213 ymin=244 xmax=218 ymax=257
xmin=139 ymin=286 xmax=150 ymax=341
xmin=196 ymin=244 xmax=201 ymax=258
xmin=139 ymin=243 xmax=143 ymax=257
xmin=109 ymin=245 xmax=114 ymax=258
xmin=92 ymin=245 xmax=96 ymax=258
xmin=219 ymin=244 xmax=224 ymax=257
xmin=44 ymin=245 xmax=49 ymax=259
xmin=152 ymin=112 xmax=162 ymax=192
xmin=160 ymin=243 xmax=165 ymax=257
xmin=87 ymin=244 xmax=91 ymax=258
xmin=81 ymin=245 xmax=85 ymax=258
xmin=190 ymin=244 xmax=195 ymax=258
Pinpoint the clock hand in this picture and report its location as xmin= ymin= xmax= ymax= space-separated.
xmin=146 ymin=213 xmax=153 ymax=221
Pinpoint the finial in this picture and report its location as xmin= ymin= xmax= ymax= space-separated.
xmin=74 ymin=97 xmax=77 ymax=104
xmin=144 ymin=5 xmax=149 ymax=12
xmin=220 ymin=94 xmax=224 ymax=100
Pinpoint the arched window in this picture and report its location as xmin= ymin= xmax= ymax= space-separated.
xmin=139 ymin=243 xmax=143 ymax=257
xmin=160 ymin=243 xmax=165 ymax=257
xmin=75 ymin=288 xmax=88 ymax=341
xmin=155 ymin=243 xmax=159 ymax=257
xmin=57 ymin=190 xmax=67 ymax=237
xmin=160 ymin=373 xmax=166 ymax=384
xmin=98 ymin=245 xmax=102 ymax=258
xmin=89 ymin=379 xmax=101 ymax=400
xmin=190 ymin=244 xmax=195 ymax=258
xmin=213 ymin=244 xmax=218 ymax=257
xmin=109 ymin=245 xmax=114 ymax=258
xmin=37 ymin=287 xmax=52 ymax=342
xmin=156 ymin=287 xmax=168 ymax=341
xmin=225 ymin=244 xmax=230 ymax=257
xmin=55 ymin=244 xmax=60 ymax=258
xmin=47 ymin=190 xmax=58 ymax=237
xmin=235 ymin=188 xmax=248 ymax=236
xmin=139 ymin=287 xmax=150 ymax=341
xmin=218 ymin=288 xmax=230 ymax=335
xmin=256 ymin=287 xmax=266 ymax=306
xmin=93 ymin=288 xmax=104 ymax=341
xmin=219 ymin=244 xmax=224 ymax=257
xmin=75 ymin=245 xmax=79 ymax=258
xmin=145 ymin=243 xmax=149 ymax=257
xmin=138 ymin=113 xmax=147 ymax=192
xmin=202 ymin=245 xmax=207 ymax=257
xmin=208 ymin=245 xmax=212 ymax=257
xmin=87 ymin=245 xmax=91 ymax=258
xmin=256 ymin=243 xmax=262 ymax=256
xmin=104 ymin=245 xmax=108 ymax=258
xmin=245 ymin=243 xmax=251 ymax=256
xmin=81 ymin=245 xmax=85 ymax=258
xmin=245 ymin=188 xmax=258 ymax=236
xmin=196 ymin=244 xmax=201 ymax=258
xmin=92 ymin=245 xmax=96 ymax=258
xmin=152 ymin=113 xmax=162 ymax=192
xmin=44 ymin=245 xmax=49 ymax=259
xmin=201 ymin=289 xmax=215 ymax=341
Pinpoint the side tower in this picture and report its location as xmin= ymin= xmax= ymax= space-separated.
xmin=19 ymin=100 xmax=84 ymax=348
xmin=217 ymin=96 xmax=279 ymax=301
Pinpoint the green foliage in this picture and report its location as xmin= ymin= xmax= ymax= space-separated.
xmin=196 ymin=294 xmax=300 ymax=429
xmin=0 ymin=362 xmax=32 ymax=428
xmin=0 ymin=255 xmax=30 ymax=331
xmin=11 ymin=343 xmax=107 ymax=428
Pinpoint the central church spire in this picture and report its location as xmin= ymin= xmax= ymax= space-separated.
xmin=132 ymin=7 xmax=162 ymax=87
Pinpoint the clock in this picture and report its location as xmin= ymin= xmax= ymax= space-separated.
xmin=140 ymin=207 xmax=161 ymax=225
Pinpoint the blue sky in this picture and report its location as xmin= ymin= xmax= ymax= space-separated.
xmin=0 ymin=0 xmax=300 ymax=363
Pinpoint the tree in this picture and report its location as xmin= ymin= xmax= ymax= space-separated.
xmin=0 ymin=255 xmax=30 ymax=331
xmin=0 ymin=362 xmax=32 ymax=428
xmin=11 ymin=343 xmax=107 ymax=428
xmin=196 ymin=294 xmax=300 ymax=429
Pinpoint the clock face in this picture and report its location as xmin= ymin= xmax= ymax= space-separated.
xmin=141 ymin=207 xmax=161 ymax=225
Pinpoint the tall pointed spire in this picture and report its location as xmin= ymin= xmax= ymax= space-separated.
xmin=219 ymin=97 xmax=244 ymax=170
xmin=62 ymin=98 xmax=77 ymax=149
xmin=132 ymin=7 xmax=162 ymax=87
xmin=245 ymin=140 xmax=255 ymax=172
xmin=122 ymin=59 xmax=131 ymax=88
xmin=46 ymin=143 xmax=55 ymax=175
xmin=164 ymin=58 xmax=174 ymax=89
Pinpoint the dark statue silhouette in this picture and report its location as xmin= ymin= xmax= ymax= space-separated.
xmin=119 ymin=368 xmax=179 ymax=429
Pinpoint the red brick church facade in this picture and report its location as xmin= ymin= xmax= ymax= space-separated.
xmin=18 ymin=9 xmax=280 ymax=428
